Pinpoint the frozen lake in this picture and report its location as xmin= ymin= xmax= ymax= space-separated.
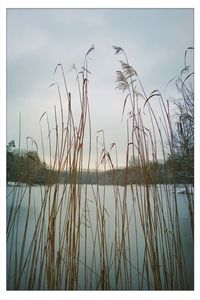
xmin=7 ymin=183 xmax=194 ymax=290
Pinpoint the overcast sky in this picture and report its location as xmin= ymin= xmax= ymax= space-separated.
xmin=7 ymin=8 xmax=194 ymax=168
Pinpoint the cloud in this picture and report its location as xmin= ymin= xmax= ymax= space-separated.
xmin=7 ymin=8 xmax=194 ymax=167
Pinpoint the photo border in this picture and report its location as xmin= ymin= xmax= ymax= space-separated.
xmin=1 ymin=1 xmax=199 ymax=299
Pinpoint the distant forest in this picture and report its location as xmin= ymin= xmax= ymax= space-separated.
xmin=7 ymin=140 xmax=193 ymax=186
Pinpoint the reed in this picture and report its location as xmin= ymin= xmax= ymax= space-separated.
xmin=6 ymin=46 xmax=194 ymax=290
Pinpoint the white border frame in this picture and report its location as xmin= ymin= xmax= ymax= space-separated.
xmin=0 ymin=1 xmax=199 ymax=300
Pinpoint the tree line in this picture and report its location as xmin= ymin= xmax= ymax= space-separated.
xmin=7 ymin=141 xmax=193 ymax=186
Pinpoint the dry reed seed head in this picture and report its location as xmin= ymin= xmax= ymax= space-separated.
xmin=119 ymin=60 xmax=137 ymax=78
xmin=113 ymin=45 xmax=124 ymax=55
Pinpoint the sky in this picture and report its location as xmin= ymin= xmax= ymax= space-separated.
xmin=7 ymin=8 xmax=194 ymax=169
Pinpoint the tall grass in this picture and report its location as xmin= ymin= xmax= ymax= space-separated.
xmin=7 ymin=46 xmax=194 ymax=290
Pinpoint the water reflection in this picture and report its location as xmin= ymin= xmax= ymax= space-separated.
xmin=7 ymin=184 xmax=194 ymax=290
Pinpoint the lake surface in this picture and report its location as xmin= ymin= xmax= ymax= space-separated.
xmin=7 ymin=184 xmax=194 ymax=290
